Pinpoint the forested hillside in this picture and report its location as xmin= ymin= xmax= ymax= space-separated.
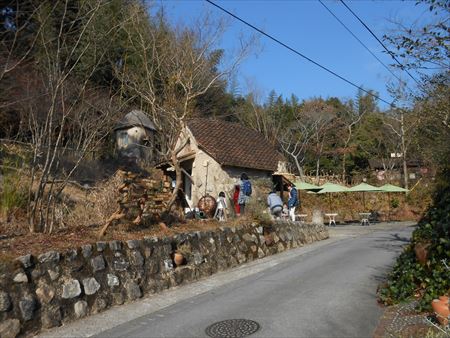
xmin=0 ymin=0 xmax=448 ymax=235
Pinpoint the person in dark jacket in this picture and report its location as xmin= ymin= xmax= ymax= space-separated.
xmin=287 ymin=183 xmax=299 ymax=221
xmin=238 ymin=173 xmax=251 ymax=215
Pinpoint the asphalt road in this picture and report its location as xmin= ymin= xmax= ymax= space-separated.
xmin=40 ymin=222 xmax=415 ymax=338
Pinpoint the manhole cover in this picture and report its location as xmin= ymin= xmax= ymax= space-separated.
xmin=205 ymin=319 xmax=260 ymax=338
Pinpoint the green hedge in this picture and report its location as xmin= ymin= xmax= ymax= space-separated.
xmin=379 ymin=168 xmax=450 ymax=310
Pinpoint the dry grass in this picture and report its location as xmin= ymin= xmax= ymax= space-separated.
xmin=63 ymin=173 xmax=122 ymax=228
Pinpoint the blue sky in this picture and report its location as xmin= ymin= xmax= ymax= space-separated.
xmin=160 ymin=0 xmax=432 ymax=109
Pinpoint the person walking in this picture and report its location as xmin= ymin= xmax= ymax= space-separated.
xmin=238 ymin=173 xmax=252 ymax=215
xmin=267 ymin=190 xmax=283 ymax=219
xmin=287 ymin=183 xmax=299 ymax=222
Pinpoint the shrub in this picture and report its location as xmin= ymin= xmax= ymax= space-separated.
xmin=0 ymin=169 xmax=28 ymax=221
xmin=378 ymin=167 xmax=450 ymax=311
xmin=390 ymin=197 xmax=400 ymax=209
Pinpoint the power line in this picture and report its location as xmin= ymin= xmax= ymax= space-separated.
xmin=339 ymin=0 xmax=422 ymax=88
xmin=205 ymin=0 xmax=395 ymax=107
xmin=318 ymin=0 xmax=403 ymax=84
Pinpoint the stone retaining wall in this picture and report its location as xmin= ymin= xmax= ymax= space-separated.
xmin=0 ymin=222 xmax=328 ymax=337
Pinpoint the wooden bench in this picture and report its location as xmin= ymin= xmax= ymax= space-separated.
xmin=324 ymin=213 xmax=338 ymax=226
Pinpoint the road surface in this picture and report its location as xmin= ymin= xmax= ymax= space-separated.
xmin=40 ymin=222 xmax=415 ymax=338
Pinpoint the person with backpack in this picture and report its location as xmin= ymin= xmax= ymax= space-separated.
xmin=287 ymin=183 xmax=299 ymax=222
xmin=238 ymin=173 xmax=252 ymax=215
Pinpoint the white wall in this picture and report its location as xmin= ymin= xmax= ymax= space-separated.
xmin=116 ymin=126 xmax=148 ymax=149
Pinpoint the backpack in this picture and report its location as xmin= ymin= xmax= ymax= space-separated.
xmin=242 ymin=180 xmax=252 ymax=196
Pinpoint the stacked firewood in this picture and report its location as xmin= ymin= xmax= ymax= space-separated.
xmin=98 ymin=169 xmax=172 ymax=237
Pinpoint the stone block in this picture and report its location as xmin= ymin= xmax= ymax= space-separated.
xmin=91 ymin=255 xmax=105 ymax=272
xmin=107 ymin=274 xmax=120 ymax=287
xmin=82 ymin=277 xmax=100 ymax=295
xmin=62 ymin=279 xmax=81 ymax=299
xmin=130 ymin=251 xmax=144 ymax=267
xmin=208 ymin=237 xmax=215 ymax=245
xmin=238 ymin=242 xmax=248 ymax=252
xmin=109 ymin=240 xmax=122 ymax=251
xmin=38 ymin=251 xmax=60 ymax=264
xmin=192 ymin=252 xmax=203 ymax=266
xmin=0 ymin=291 xmax=11 ymax=312
xmin=81 ymin=245 xmax=93 ymax=258
xmin=125 ymin=281 xmax=142 ymax=301
xmin=126 ymin=240 xmax=141 ymax=250
xmin=19 ymin=296 xmax=36 ymax=321
xmin=236 ymin=252 xmax=247 ymax=264
xmin=93 ymin=298 xmax=107 ymax=313
xmin=65 ymin=249 xmax=78 ymax=262
xmin=0 ymin=319 xmax=20 ymax=338
xmin=96 ymin=242 xmax=107 ymax=252
xmin=144 ymin=247 xmax=153 ymax=258
xmin=277 ymin=242 xmax=285 ymax=252
xmin=144 ymin=236 xmax=158 ymax=244
xmin=48 ymin=267 xmax=60 ymax=281
xmin=146 ymin=260 xmax=159 ymax=275
xmin=163 ymin=259 xmax=174 ymax=272
xmin=113 ymin=292 xmax=124 ymax=305
xmin=273 ymin=233 xmax=280 ymax=243
xmin=286 ymin=230 xmax=293 ymax=241
xmin=41 ymin=305 xmax=62 ymax=329
xmin=16 ymin=254 xmax=33 ymax=269
xmin=13 ymin=272 xmax=28 ymax=283
xmin=257 ymin=248 xmax=265 ymax=258
xmin=74 ymin=300 xmax=88 ymax=318
xmin=113 ymin=255 xmax=129 ymax=271
xmin=35 ymin=284 xmax=55 ymax=304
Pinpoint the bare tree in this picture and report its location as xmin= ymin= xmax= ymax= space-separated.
xmin=383 ymin=108 xmax=421 ymax=190
xmin=236 ymin=91 xmax=283 ymax=146
xmin=117 ymin=8 xmax=254 ymax=211
xmin=340 ymin=107 xmax=367 ymax=181
xmin=14 ymin=0 xmax=125 ymax=233
xmin=279 ymin=112 xmax=320 ymax=178
xmin=0 ymin=1 xmax=48 ymax=82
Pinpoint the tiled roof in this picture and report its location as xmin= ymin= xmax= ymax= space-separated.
xmin=187 ymin=118 xmax=283 ymax=171
xmin=114 ymin=110 xmax=156 ymax=131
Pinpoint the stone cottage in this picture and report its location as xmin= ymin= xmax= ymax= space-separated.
xmin=114 ymin=110 xmax=156 ymax=162
xmin=170 ymin=118 xmax=286 ymax=208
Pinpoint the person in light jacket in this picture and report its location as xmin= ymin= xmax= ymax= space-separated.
xmin=267 ymin=190 xmax=283 ymax=219
xmin=287 ymin=183 xmax=299 ymax=221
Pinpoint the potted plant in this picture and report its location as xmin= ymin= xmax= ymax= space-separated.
xmin=174 ymin=243 xmax=192 ymax=267
xmin=431 ymin=296 xmax=449 ymax=326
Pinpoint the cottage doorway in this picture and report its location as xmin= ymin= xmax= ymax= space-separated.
xmin=181 ymin=159 xmax=194 ymax=208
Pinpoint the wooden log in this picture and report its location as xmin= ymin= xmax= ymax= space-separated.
xmin=98 ymin=210 xmax=126 ymax=237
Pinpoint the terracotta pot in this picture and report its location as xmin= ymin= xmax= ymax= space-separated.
xmin=439 ymin=295 xmax=449 ymax=304
xmin=432 ymin=299 xmax=450 ymax=326
xmin=414 ymin=241 xmax=431 ymax=265
xmin=174 ymin=252 xmax=184 ymax=267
